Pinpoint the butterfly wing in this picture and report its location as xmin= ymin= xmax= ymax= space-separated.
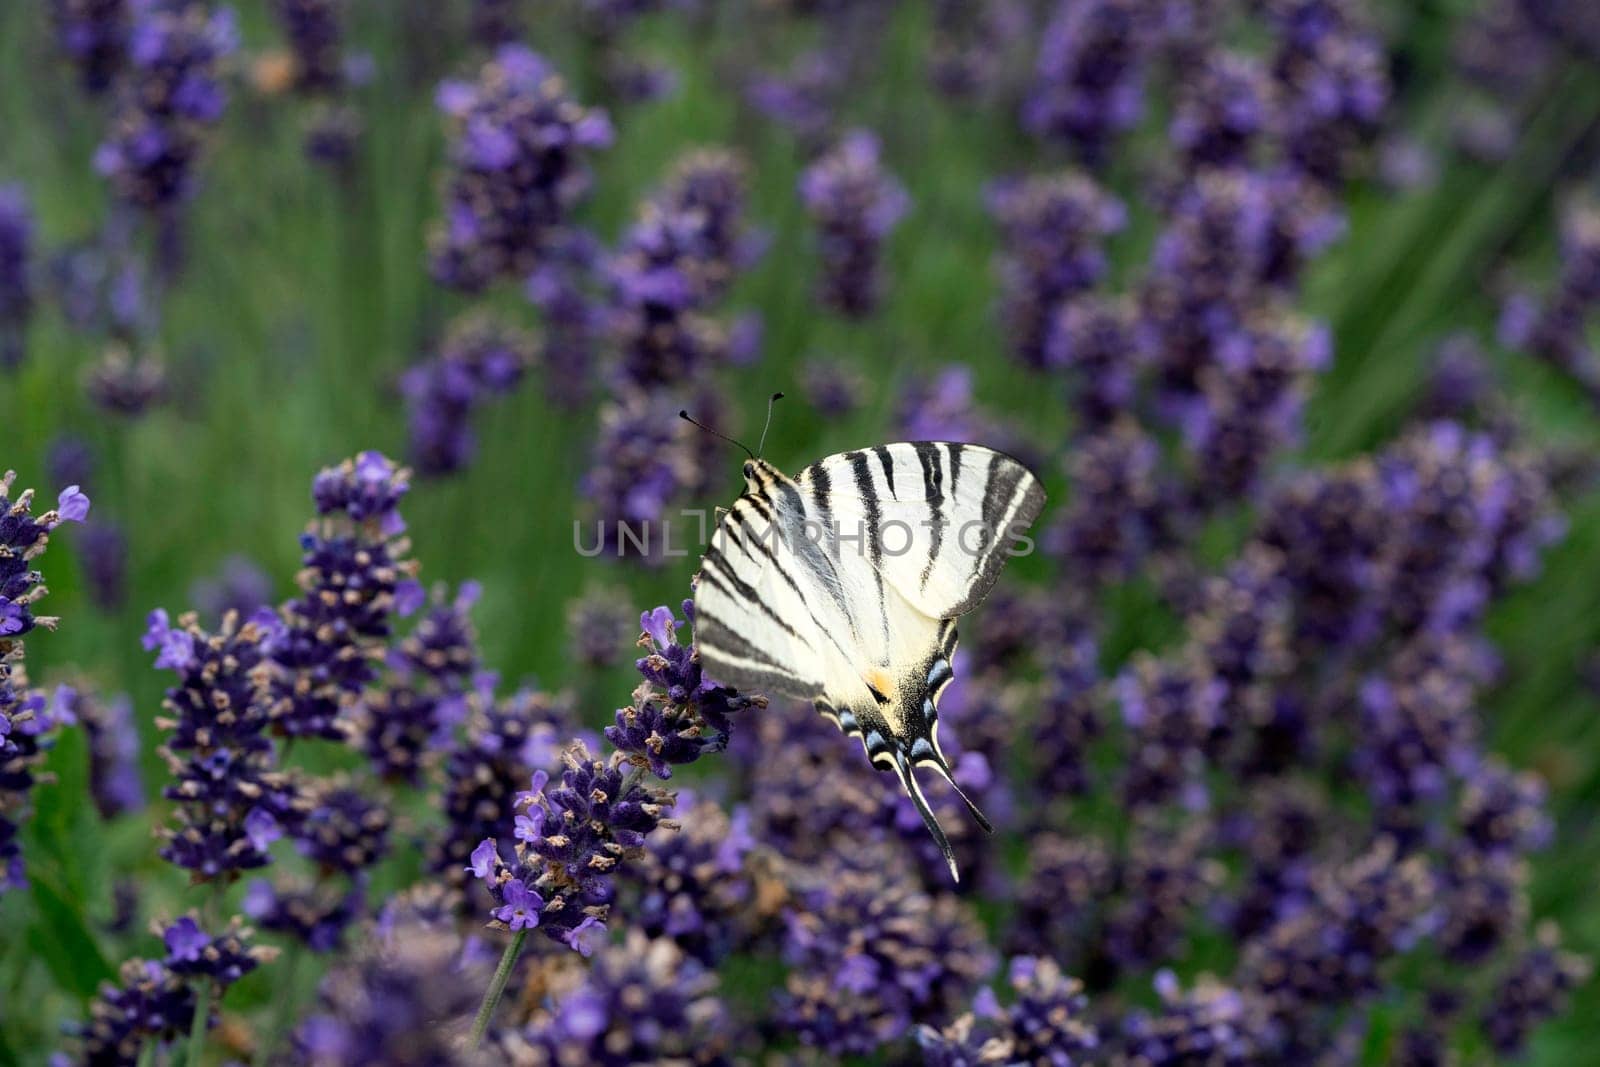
xmin=795 ymin=446 xmax=1041 ymax=879
xmin=794 ymin=442 xmax=1046 ymax=622
xmin=692 ymin=494 xmax=829 ymax=703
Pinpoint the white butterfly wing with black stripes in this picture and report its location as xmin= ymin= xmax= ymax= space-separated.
xmin=692 ymin=442 xmax=1045 ymax=881
xmin=795 ymin=442 xmax=1046 ymax=621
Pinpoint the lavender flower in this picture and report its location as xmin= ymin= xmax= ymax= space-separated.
xmin=746 ymin=49 xmax=844 ymax=149
xmin=297 ymin=779 xmax=392 ymax=874
xmin=45 ymin=436 xmax=96 ymax=492
xmin=919 ymin=956 xmax=1099 ymax=1065
xmin=1046 ymin=294 xmax=1144 ymax=429
xmin=566 ymin=587 xmax=633 ymax=669
xmin=799 ymin=130 xmax=908 ymax=318
xmin=1265 ymin=0 xmax=1390 ymax=186
xmin=622 ymin=792 xmax=758 ymax=965
xmin=0 ymin=185 xmax=34 ymax=371
xmin=84 ymin=347 xmax=167 ymax=416
xmin=605 ymin=149 xmax=757 ymax=388
xmin=433 ymin=686 xmax=580 ymax=886
xmin=430 ymin=45 xmax=613 ymax=291
xmin=243 ymin=877 xmax=364 ymax=952
xmin=1169 ymin=49 xmax=1278 ymax=171
xmin=526 ymin=233 xmax=606 ymax=410
xmin=188 ymin=554 xmax=273 ymax=623
xmin=1117 ymin=970 xmax=1272 ymax=1064
xmin=401 ymin=314 xmax=537 ymax=476
xmin=778 ymin=852 xmax=994 ymax=1055
xmin=1500 ymin=197 xmax=1600 ymax=402
xmin=76 ymin=520 xmax=129 ymax=611
xmin=51 ymin=0 xmax=131 ymax=93
xmin=1 ymin=475 xmax=86 ymax=891
xmin=1023 ymin=0 xmax=1153 ymax=163
xmin=147 ymin=606 xmax=302 ymax=879
xmin=269 ymin=452 xmax=419 ymax=739
xmin=1011 ymin=832 xmax=1113 ymax=964
xmin=470 ymin=744 xmax=669 ymax=948
xmin=988 ymin=172 xmax=1125 ymax=370
xmin=69 ymin=959 xmax=197 ymax=1065
xmin=609 ymin=603 xmax=761 ymax=777
xmin=95 ymin=2 xmax=237 ymax=212
xmin=273 ymin=0 xmax=345 ymax=94
xmin=1117 ymin=653 xmax=1226 ymax=809
xmin=799 ymin=356 xmax=868 ymax=418
xmin=78 ymin=689 xmax=146 ymax=818
xmin=1479 ymin=923 xmax=1591 ymax=1055
xmin=1243 ymin=839 xmax=1436 ymax=1039
xmin=293 ymin=887 xmax=486 ymax=1064
xmin=505 ymin=930 xmax=742 ymax=1064
xmin=1046 ymin=419 xmax=1172 ymax=586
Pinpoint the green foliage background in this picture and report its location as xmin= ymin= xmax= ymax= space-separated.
xmin=1 ymin=2 xmax=1599 ymax=1062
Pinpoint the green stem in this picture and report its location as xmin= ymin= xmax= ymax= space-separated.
xmin=136 ymin=1038 xmax=156 ymax=1067
xmin=470 ymin=929 xmax=528 ymax=1047
xmin=187 ymin=979 xmax=214 ymax=1067
xmin=251 ymin=945 xmax=302 ymax=1067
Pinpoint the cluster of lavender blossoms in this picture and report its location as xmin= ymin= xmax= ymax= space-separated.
xmin=0 ymin=474 xmax=88 ymax=891
xmin=0 ymin=185 xmax=35 ymax=371
xmin=401 ymin=313 xmax=537 ymax=476
xmin=266 ymin=0 xmax=367 ymax=166
xmin=582 ymin=149 xmax=762 ymax=556
xmin=430 ymin=44 xmax=613 ymax=292
xmin=17 ymin=0 xmax=1600 ymax=1062
xmin=798 ymin=129 xmax=908 ymax=318
xmin=466 ymin=602 xmax=759 ymax=954
xmin=94 ymin=2 xmax=237 ymax=222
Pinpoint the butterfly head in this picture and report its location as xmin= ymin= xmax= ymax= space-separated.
xmin=741 ymin=458 xmax=782 ymax=493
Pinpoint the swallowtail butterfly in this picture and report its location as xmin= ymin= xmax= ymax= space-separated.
xmin=685 ymin=399 xmax=1046 ymax=880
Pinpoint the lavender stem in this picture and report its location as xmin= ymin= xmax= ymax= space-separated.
xmin=469 ymin=928 xmax=528 ymax=1046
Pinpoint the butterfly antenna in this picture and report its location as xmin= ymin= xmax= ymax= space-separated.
xmin=679 ymin=409 xmax=754 ymax=460
xmin=756 ymin=392 xmax=784 ymax=458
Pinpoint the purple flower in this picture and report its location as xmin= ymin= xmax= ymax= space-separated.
xmin=162 ymin=916 xmax=209 ymax=964
xmin=51 ymin=0 xmax=132 ymax=93
xmin=143 ymin=608 xmax=197 ymax=671
xmin=799 ymin=130 xmax=908 ymax=318
xmin=84 ymin=348 xmax=167 ymax=417
xmin=55 ymin=485 xmax=90 ymax=524
xmin=401 ymin=314 xmax=536 ymax=477
xmin=519 ymin=930 xmax=738 ymax=1059
xmin=1024 ymin=0 xmax=1153 ymax=163
xmin=468 ymin=838 xmax=498 ymax=880
xmin=78 ymin=690 xmax=145 ymax=818
xmin=988 ymin=171 xmax=1124 ymax=369
xmin=490 ymin=878 xmax=543 ymax=930
xmin=430 ymin=46 xmax=611 ymax=291
xmin=0 ymin=184 xmax=34 ymax=371
xmin=75 ymin=520 xmax=127 ymax=610
xmin=563 ymin=915 xmax=606 ymax=957
xmin=96 ymin=2 xmax=235 ymax=211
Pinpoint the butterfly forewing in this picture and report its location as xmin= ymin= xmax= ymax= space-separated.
xmin=795 ymin=443 xmax=1046 ymax=621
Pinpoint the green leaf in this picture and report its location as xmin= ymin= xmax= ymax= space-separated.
xmin=28 ymin=873 xmax=115 ymax=1001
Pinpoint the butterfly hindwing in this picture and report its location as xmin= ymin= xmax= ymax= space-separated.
xmin=796 ymin=442 xmax=1046 ymax=621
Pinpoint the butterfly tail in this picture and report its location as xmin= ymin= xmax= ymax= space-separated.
xmin=889 ymin=752 xmax=961 ymax=883
xmin=917 ymin=754 xmax=995 ymax=835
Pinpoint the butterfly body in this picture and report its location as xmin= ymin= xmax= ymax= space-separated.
xmin=692 ymin=443 xmax=1046 ymax=880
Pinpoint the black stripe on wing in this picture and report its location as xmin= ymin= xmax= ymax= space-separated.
xmin=946 ymin=452 xmax=1046 ymax=616
xmin=913 ymin=442 xmax=946 ymax=591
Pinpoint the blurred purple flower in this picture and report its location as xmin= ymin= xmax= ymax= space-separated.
xmin=799 ymin=130 xmax=908 ymax=318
